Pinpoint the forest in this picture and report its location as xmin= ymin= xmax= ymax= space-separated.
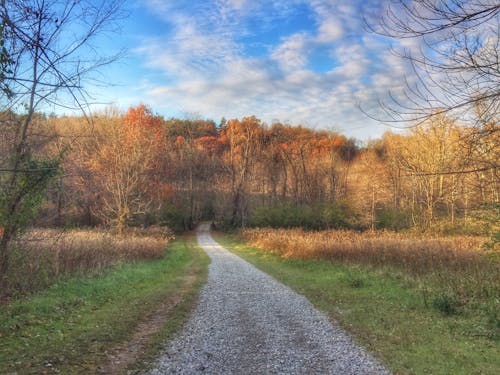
xmin=3 ymin=105 xmax=496 ymax=235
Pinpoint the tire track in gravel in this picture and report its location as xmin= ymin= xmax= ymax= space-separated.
xmin=148 ymin=223 xmax=389 ymax=375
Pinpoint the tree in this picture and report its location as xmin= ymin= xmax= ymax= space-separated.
xmin=87 ymin=105 xmax=165 ymax=232
xmin=0 ymin=0 xmax=122 ymax=281
xmin=164 ymin=118 xmax=219 ymax=229
xmin=222 ymin=117 xmax=262 ymax=226
xmin=369 ymin=0 xmax=499 ymax=127
xmin=400 ymin=115 xmax=464 ymax=225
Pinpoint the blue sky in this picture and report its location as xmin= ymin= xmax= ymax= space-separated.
xmin=90 ymin=0 xmax=416 ymax=140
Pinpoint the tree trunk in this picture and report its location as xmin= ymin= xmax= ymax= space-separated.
xmin=230 ymin=190 xmax=240 ymax=227
xmin=0 ymin=231 xmax=12 ymax=288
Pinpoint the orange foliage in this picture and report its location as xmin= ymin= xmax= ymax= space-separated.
xmin=195 ymin=136 xmax=224 ymax=154
xmin=124 ymin=104 xmax=160 ymax=128
xmin=174 ymin=135 xmax=185 ymax=147
xmin=123 ymin=104 xmax=164 ymax=144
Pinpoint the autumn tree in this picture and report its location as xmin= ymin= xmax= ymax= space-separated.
xmin=51 ymin=115 xmax=103 ymax=226
xmin=221 ymin=117 xmax=263 ymax=226
xmin=254 ymin=123 xmax=288 ymax=206
xmin=276 ymin=126 xmax=311 ymax=205
xmin=85 ymin=105 xmax=164 ymax=232
xmin=402 ymin=116 xmax=466 ymax=224
xmin=193 ymin=134 xmax=225 ymax=219
xmin=0 ymin=0 xmax=122 ymax=280
xmin=162 ymin=119 xmax=220 ymax=229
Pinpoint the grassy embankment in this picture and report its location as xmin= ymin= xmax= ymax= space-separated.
xmin=214 ymin=229 xmax=499 ymax=375
xmin=0 ymin=231 xmax=209 ymax=374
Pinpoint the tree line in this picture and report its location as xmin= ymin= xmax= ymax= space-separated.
xmin=2 ymin=105 xmax=496 ymax=236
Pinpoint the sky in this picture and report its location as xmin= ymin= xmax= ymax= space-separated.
xmin=89 ymin=0 xmax=416 ymax=140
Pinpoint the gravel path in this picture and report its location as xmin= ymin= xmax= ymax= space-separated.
xmin=148 ymin=224 xmax=389 ymax=374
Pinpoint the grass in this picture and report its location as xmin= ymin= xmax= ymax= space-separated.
xmin=0 ymin=234 xmax=209 ymax=374
xmin=3 ymin=227 xmax=173 ymax=299
xmin=241 ymin=228 xmax=499 ymax=309
xmin=214 ymin=231 xmax=500 ymax=375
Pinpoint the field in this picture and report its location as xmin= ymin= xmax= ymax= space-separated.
xmin=0 ymin=234 xmax=209 ymax=374
xmin=2 ymin=227 xmax=173 ymax=300
xmin=242 ymin=228 xmax=499 ymax=311
xmin=215 ymin=229 xmax=500 ymax=374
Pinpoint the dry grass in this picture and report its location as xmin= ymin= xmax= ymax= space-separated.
xmin=241 ymin=228 xmax=500 ymax=304
xmin=3 ymin=226 xmax=173 ymax=299
xmin=242 ymin=228 xmax=488 ymax=271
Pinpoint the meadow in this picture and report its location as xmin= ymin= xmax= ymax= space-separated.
xmin=216 ymin=230 xmax=500 ymax=374
xmin=0 ymin=234 xmax=209 ymax=374
xmin=2 ymin=227 xmax=173 ymax=300
xmin=241 ymin=228 xmax=499 ymax=311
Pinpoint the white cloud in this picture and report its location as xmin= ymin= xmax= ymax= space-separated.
xmin=271 ymin=33 xmax=310 ymax=71
xmin=221 ymin=0 xmax=248 ymax=9
xmin=129 ymin=0 xmax=418 ymax=139
xmin=309 ymin=0 xmax=346 ymax=42
xmin=317 ymin=18 xmax=343 ymax=43
xmin=136 ymin=19 xmax=238 ymax=80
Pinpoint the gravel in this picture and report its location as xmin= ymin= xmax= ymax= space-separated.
xmin=147 ymin=224 xmax=389 ymax=374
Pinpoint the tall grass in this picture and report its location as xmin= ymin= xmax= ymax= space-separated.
xmin=242 ymin=228 xmax=488 ymax=271
xmin=241 ymin=228 xmax=500 ymax=309
xmin=2 ymin=227 xmax=173 ymax=299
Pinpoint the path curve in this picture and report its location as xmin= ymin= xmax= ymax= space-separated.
xmin=148 ymin=224 xmax=389 ymax=374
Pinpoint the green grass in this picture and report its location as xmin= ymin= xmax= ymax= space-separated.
xmin=0 ymin=234 xmax=209 ymax=374
xmin=214 ymin=232 xmax=500 ymax=375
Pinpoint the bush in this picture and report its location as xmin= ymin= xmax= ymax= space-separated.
xmin=249 ymin=202 xmax=359 ymax=230
xmin=376 ymin=206 xmax=412 ymax=231
xmin=322 ymin=200 xmax=359 ymax=229
xmin=159 ymin=203 xmax=187 ymax=232
xmin=249 ymin=205 xmax=320 ymax=229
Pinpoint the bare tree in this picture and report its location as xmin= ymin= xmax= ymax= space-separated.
xmin=367 ymin=0 xmax=499 ymax=126
xmin=0 ymin=0 xmax=123 ymax=280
